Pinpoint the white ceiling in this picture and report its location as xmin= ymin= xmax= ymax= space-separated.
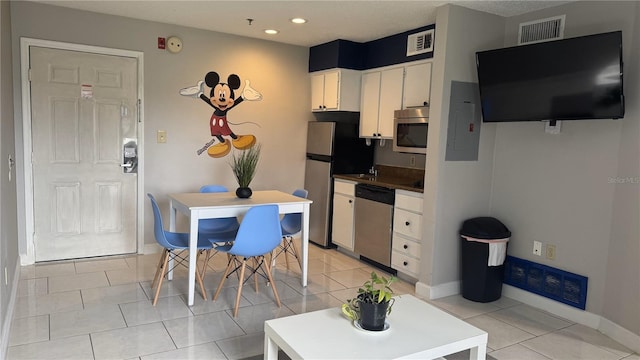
xmin=31 ymin=0 xmax=574 ymax=47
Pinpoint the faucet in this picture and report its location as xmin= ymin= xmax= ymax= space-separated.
xmin=369 ymin=166 xmax=378 ymax=177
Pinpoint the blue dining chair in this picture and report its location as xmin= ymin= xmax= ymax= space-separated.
xmin=271 ymin=189 xmax=308 ymax=271
xmin=198 ymin=185 xmax=240 ymax=234
xmin=212 ymin=204 xmax=283 ymax=317
xmin=198 ymin=185 xmax=240 ymax=278
xmin=147 ymin=193 xmax=231 ymax=305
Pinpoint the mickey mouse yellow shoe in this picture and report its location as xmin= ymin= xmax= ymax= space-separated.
xmin=207 ymin=141 xmax=231 ymax=158
xmin=232 ymin=135 xmax=256 ymax=150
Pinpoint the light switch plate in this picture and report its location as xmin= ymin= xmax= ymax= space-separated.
xmin=533 ymin=241 xmax=542 ymax=256
xmin=157 ymin=130 xmax=167 ymax=143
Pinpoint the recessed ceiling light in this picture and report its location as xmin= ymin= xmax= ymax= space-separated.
xmin=291 ymin=18 xmax=307 ymax=24
xmin=264 ymin=29 xmax=279 ymax=35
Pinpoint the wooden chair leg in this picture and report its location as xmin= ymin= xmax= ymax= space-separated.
xmin=270 ymin=250 xmax=276 ymax=271
xmin=213 ymin=256 xmax=234 ymax=301
xmin=263 ymin=255 xmax=281 ymax=308
xmin=253 ymin=257 xmax=260 ymax=293
xmin=151 ymin=251 xmax=165 ymax=289
xmin=233 ymin=259 xmax=247 ymax=318
xmin=195 ymin=251 xmax=208 ymax=300
xmin=199 ymin=250 xmax=209 ymax=282
xmin=153 ymin=250 xmax=170 ymax=306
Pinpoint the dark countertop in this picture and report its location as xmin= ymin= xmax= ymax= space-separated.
xmin=334 ymin=165 xmax=424 ymax=193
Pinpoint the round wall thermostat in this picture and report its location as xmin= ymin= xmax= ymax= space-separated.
xmin=167 ymin=36 xmax=183 ymax=53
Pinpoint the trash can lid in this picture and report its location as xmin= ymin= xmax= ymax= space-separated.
xmin=460 ymin=217 xmax=511 ymax=239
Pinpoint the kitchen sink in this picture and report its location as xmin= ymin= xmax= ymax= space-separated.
xmin=354 ymin=173 xmax=376 ymax=180
xmin=337 ymin=173 xmax=377 ymax=181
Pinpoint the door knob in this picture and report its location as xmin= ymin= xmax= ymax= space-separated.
xmin=405 ymin=221 xmax=410 ymax=226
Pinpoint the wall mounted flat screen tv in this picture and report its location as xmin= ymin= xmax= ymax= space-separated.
xmin=476 ymin=31 xmax=624 ymax=123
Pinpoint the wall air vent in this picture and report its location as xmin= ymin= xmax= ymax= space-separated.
xmin=503 ymin=255 xmax=588 ymax=310
xmin=518 ymin=15 xmax=565 ymax=45
xmin=406 ymin=29 xmax=434 ymax=56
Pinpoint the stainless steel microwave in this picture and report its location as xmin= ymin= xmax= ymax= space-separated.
xmin=393 ymin=107 xmax=429 ymax=154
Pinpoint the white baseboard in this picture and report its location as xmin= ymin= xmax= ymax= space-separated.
xmin=503 ymin=284 xmax=640 ymax=353
xmin=415 ymin=280 xmax=460 ymax=300
xmin=502 ymin=285 xmax=601 ymax=328
xmin=19 ymin=252 xmax=34 ymax=266
xmin=415 ymin=281 xmax=430 ymax=298
xmin=415 ymin=282 xmax=639 ymax=353
xmin=1 ymin=261 xmax=21 ymax=359
xmin=598 ymin=316 xmax=640 ymax=353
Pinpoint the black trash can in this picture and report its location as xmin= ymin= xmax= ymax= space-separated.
xmin=460 ymin=217 xmax=511 ymax=302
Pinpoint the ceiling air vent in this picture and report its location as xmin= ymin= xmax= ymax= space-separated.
xmin=406 ymin=29 xmax=434 ymax=56
xmin=518 ymin=15 xmax=565 ymax=45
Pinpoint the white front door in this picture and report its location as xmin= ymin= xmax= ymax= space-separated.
xmin=30 ymin=46 xmax=138 ymax=261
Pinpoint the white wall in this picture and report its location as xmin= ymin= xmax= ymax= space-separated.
xmin=603 ymin=2 xmax=640 ymax=337
xmin=418 ymin=4 xmax=504 ymax=293
xmin=422 ymin=1 xmax=640 ymax=343
xmin=1 ymin=0 xmax=19 ymax=355
xmin=498 ymin=1 xmax=637 ymax=320
xmin=10 ymin=2 xmax=313 ymax=249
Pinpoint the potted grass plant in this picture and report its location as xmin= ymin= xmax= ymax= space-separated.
xmin=230 ymin=144 xmax=261 ymax=198
xmin=341 ymin=271 xmax=397 ymax=331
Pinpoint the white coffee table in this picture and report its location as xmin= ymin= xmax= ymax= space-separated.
xmin=264 ymin=294 xmax=488 ymax=359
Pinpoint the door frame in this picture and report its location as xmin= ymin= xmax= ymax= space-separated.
xmin=19 ymin=38 xmax=145 ymax=264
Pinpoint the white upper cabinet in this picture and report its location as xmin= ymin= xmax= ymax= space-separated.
xmin=310 ymin=69 xmax=361 ymax=112
xmin=359 ymin=66 xmax=404 ymax=138
xmin=403 ymin=62 xmax=432 ymax=108
xmin=359 ymin=71 xmax=382 ymax=138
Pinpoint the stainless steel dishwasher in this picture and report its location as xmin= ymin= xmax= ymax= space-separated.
xmin=354 ymin=184 xmax=395 ymax=267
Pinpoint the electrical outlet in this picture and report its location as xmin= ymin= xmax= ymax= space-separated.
xmin=546 ymin=244 xmax=556 ymax=260
xmin=157 ymin=130 xmax=167 ymax=143
xmin=410 ymin=156 xmax=416 ymax=166
xmin=533 ymin=241 xmax=542 ymax=256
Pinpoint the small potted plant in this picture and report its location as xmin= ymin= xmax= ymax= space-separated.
xmin=230 ymin=143 xmax=261 ymax=198
xmin=341 ymin=271 xmax=397 ymax=331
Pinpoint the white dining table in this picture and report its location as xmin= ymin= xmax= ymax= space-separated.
xmin=168 ymin=190 xmax=312 ymax=306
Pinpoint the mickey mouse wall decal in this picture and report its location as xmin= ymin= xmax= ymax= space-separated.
xmin=180 ymin=72 xmax=262 ymax=157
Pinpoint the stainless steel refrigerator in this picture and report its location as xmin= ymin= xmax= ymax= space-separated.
xmin=304 ymin=121 xmax=374 ymax=247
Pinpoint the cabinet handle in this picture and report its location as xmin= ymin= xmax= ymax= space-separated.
xmin=405 ymin=221 xmax=410 ymax=226
xmin=348 ymin=199 xmax=353 ymax=203
xmin=403 ymin=261 xmax=408 ymax=266
xmin=403 ymin=244 xmax=408 ymax=249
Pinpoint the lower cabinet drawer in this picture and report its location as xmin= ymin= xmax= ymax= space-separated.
xmin=392 ymin=234 xmax=421 ymax=258
xmin=391 ymin=251 xmax=420 ymax=277
xmin=393 ymin=209 xmax=423 ymax=239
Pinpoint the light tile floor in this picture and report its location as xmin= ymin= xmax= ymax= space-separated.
xmin=7 ymin=245 xmax=639 ymax=360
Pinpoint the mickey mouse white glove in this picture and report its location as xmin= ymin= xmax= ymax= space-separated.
xmin=241 ymin=80 xmax=263 ymax=101
xmin=179 ymin=80 xmax=205 ymax=97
